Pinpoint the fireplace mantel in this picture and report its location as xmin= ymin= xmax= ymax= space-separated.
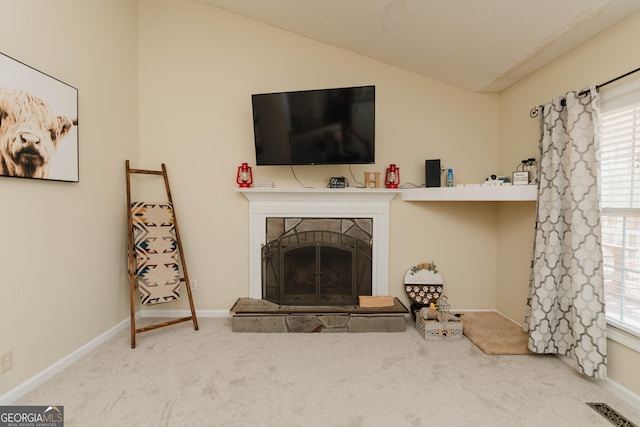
xmin=236 ymin=187 xmax=400 ymax=203
xmin=237 ymin=188 xmax=401 ymax=299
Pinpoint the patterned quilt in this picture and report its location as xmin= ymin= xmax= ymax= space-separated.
xmin=131 ymin=202 xmax=181 ymax=305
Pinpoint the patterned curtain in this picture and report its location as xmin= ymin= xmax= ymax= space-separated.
xmin=524 ymin=86 xmax=607 ymax=379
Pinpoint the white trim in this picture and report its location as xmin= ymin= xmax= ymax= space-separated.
xmin=494 ymin=310 xmax=525 ymax=327
xmin=455 ymin=308 xmax=497 ymax=313
xmin=607 ymin=322 xmax=640 ymax=353
xmin=140 ymin=309 xmax=230 ymax=318
xmin=599 ymin=74 xmax=640 ymax=357
xmin=0 ymin=318 xmax=130 ymax=405
xmin=237 ymin=188 xmax=400 ymax=299
xmin=599 ymin=377 xmax=640 ymax=410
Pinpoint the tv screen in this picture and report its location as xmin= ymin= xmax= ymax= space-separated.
xmin=251 ymin=85 xmax=375 ymax=165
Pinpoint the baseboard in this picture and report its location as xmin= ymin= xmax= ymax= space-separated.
xmin=139 ymin=309 xmax=230 ymax=318
xmin=554 ymin=353 xmax=640 ymax=410
xmin=601 ymin=377 xmax=640 ymax=410
xmin=0 ymin=317 xmax=130 ymax=405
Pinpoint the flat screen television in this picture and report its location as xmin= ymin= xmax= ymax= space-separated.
xmin=251 ymin=85 xmax=375 ymax=165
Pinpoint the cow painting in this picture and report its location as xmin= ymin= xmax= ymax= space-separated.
xmin=0 ymin=87 xmax=75 ymax=179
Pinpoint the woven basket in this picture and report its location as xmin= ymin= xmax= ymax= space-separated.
xmin=416 ymin=316 xmax=463 ymax=341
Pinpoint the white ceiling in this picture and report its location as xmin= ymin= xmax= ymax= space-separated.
xmin=198 ymin=0 xmax=640 ymax=92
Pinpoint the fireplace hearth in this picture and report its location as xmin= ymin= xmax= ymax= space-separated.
xmin=262 ymin=218 xmax=372 ymax=305
xmin=230 ymin=297 xmax=409 ymax=333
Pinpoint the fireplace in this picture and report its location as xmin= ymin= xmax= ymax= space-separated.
xmin=237 ymin=188 xmax=400 ymax=302
xmin=262 ymin=218 xmax=372 ymax=305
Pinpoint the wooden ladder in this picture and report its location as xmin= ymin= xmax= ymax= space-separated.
xmin=125 ymin=160 xmax=199 ymax=348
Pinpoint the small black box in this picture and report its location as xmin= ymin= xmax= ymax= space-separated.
xmin=425 ymin=159 xmax=441 ymax=187
xmin=329 ymin=177 xmax=346 ymax=188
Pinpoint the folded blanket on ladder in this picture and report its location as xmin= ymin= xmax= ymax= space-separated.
xmin=131 ymin=202 xmax=181 ymax=305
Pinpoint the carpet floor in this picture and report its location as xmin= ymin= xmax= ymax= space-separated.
xmin=12 ymin=317 xmax=640 ymax=427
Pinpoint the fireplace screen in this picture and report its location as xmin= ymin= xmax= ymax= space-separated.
xmin=262 ymin=218 xmax=373 ymax=305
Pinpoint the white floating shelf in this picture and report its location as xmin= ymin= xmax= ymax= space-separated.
xmin=401 ymin=185 xmax=537 ymax=201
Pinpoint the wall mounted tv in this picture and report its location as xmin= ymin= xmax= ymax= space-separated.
xmin=251 ymin=85 xmax=375 ymax=165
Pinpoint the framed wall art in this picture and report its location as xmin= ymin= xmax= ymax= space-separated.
xmin=0 ymin=51 xmax=78 ymax=182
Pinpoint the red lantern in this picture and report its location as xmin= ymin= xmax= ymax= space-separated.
xmin=385 ymin=164 xmax=400 ymax=188
xmin=236 ymin=163 xmax=253 ymax=188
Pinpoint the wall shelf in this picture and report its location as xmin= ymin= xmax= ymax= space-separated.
xmin=401 ymin=185 xmax=537 ymax=201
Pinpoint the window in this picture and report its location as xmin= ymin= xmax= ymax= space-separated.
xmin=600 ymin=79 xmax=640 ymax=337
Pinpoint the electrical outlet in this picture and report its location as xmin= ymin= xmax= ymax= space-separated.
xmin=1 ymin=350 xmax=13 ymax=374
xmin=190 ymin=280 xmax=198 ymax=291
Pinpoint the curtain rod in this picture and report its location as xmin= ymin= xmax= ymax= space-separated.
xmin=529 ymin=66 xmax=640 ymax=118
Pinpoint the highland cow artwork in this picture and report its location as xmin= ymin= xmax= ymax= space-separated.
xmin=0 ymin=52 xmax=78 ymax=182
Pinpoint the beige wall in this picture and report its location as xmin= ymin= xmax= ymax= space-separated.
xmin=0 ymin=0 xmax=139 ymax=396
xmin=1 ymin=0 xmax=638 ymax=401
xmin=497 ymin=11 xmax=640 ymax=395
xmin=136 ymin=0 xmax=501 ymax=315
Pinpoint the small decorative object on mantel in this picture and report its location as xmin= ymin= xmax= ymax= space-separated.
xmin=385 ymin=164 xmax=400 ymax=188
xmin=484 ymin=174 xmax=509 ymax=186
xmin=512 ymin=158 xmax=537 ymax=185
xmin=236 ymin=162 xmax=253 ymax=188
xmin=404 ymin=261 xmax=443 ymax=319
xmin=329 ymin=176 xmax=346 ymax=188
xmin=364 ymin=171 xmax=382 ymax=188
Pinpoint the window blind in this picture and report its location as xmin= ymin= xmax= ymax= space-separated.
xmin=600 ymin=79 xmax=640 ymax=333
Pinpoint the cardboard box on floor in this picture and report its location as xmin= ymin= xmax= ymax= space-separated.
xmin=359 ymin=295 xmax=395 ymax=307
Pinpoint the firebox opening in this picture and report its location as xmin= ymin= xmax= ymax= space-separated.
xmin=262 ymin=218 xmax=373 ymax=306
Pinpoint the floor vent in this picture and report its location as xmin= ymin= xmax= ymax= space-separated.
xmin=587 ymin=402 xmax=638 ymax=427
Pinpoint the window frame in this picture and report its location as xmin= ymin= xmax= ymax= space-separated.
xmin=599 ymin=77 xmax=640 ymax=351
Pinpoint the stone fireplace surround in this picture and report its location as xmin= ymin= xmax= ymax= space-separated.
xmin=236 ymin=188 xmax=401 ymax=300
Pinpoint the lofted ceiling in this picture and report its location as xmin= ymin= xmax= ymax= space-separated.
xmin=198 ymin=0 xmax=640 ymax=92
